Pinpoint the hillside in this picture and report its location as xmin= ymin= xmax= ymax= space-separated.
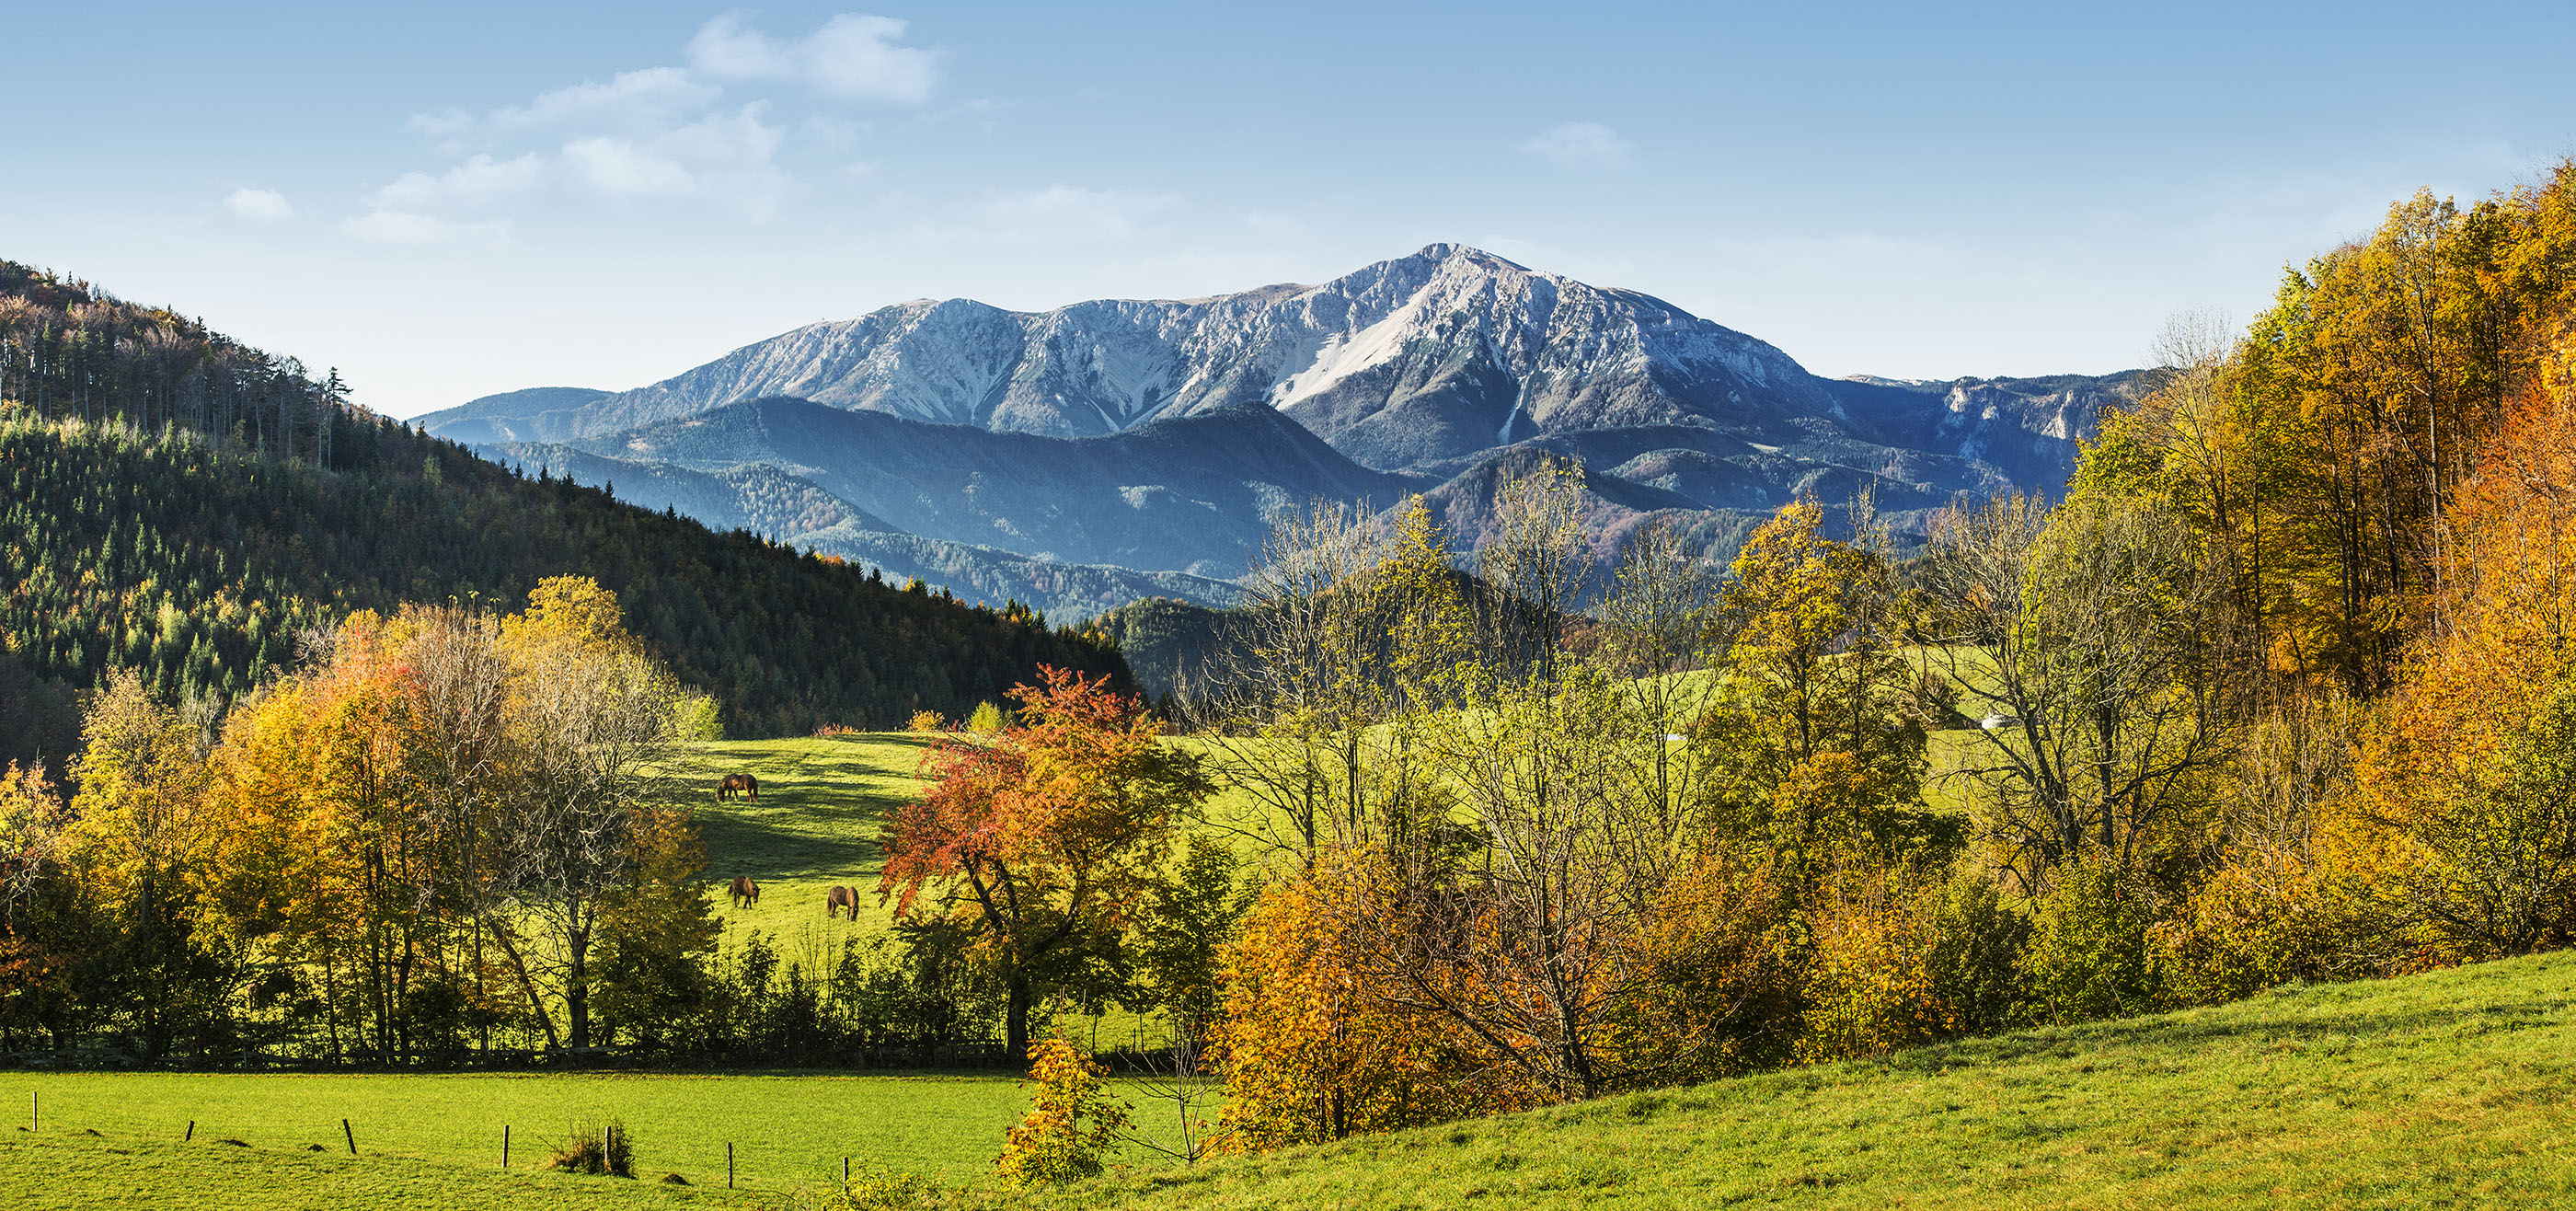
xmin=461 ymin=438 xmax=1241 ymax=618
xmin=0 ymin=413 xmax=1128 ymax=740
xmin=488 ymin=395 xmax=1402 ymax=584
xmin=0 ymin=254 xmax=1131 ymax=740
xmin=1013 ymin=951 xmax=2576 ymax=1209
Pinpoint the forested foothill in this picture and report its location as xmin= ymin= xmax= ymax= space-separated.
xmin=0 ymin=257 xmax=1130 ymax=758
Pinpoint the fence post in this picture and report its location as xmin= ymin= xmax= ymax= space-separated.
xmin=29 ymin=1091 xmax=34 ymax=1132
xmin=728 ymin=1142 xmax=734 ymax=1189
xmin=343 ymin=1118 xmax=356 ymax=1155
xmin=186 ymin=1120 xmax=195 ymax=1141
xmin=502 ymin=1124 xmax=510 ymax=1169
xmin=843 ymin=1156 xmax=850 ymax=1191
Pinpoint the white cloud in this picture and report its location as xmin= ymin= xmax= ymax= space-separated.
xmin=502 ymin=67 xmax=720 ymax=133
xmin=373 ymin=153 xmax=547 ymax=209
xmin=224 ymin=188 xmax=293 ymax=222
xmin=363 ymin=14 xmax=932 ymax=229
xmin=1516 ymin=121 xmax=1635 ymax=169
xmin=688 ymin=12 xmax=937 ymax=105
xmin=561 ymin=105 xmax=792 ymax=214
xmin=339 ymin=210 xmax=510 ymax=247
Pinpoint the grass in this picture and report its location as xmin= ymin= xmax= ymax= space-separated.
xmin=0 ymin=1070 xmax=1033 ymax=1190
xmin=1003 ymin=949 xmax=2576 ymax=1209
xmin=684 ymin=732 xmax=932 ymax=941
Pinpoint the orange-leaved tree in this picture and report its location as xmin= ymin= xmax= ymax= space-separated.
xmin=1212 ymin=845 xmax=1533 ymax=1150
xmin=880 ymin=666 xmax=1210 ymax=1061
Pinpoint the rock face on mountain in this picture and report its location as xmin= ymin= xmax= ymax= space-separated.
xmin=427 ymin=246 xmax=2139 ymax=619
xmin=426 ymin=245 xmax=1846 ymax=473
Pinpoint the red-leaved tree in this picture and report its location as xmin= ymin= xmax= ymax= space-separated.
xmin=880 ymin=666 xmax=1211 ymax=1060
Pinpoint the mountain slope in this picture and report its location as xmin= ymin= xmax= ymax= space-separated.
xmin=425 ymin=248 xmax=2139 ymax=609
xmin=1003 ymin=951 xmax=2576 ymax=1209
xmin=414 ymin=386 xmax=613 ymax=443
xmin=497 ymin=395 xmax=1415 ymax=577
xmin=432 ymin=246 xmax=1915 ymax=473
xmin=479 ymin=436 xmax=1244 ymax=618
xmin=0 ymin=413 xmax=1129 ymax=736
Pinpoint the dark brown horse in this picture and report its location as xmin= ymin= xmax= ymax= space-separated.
xmin=728 ymin=876 xmax=761 ymax=909
xmin=717 ymin=773 xmax=760 ymax=802
xmin=825 ymin=885 xmax=859 ymax=920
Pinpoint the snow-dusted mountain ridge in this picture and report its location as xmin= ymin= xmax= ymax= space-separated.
xmin=465 ymin=244 xmax=1847 ymax=472
xmin=422 ymin=246 xmax=2145 ymax=620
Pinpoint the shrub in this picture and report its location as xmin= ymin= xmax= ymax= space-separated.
xmin=549 ymin=1120 xmax=635 ymax=1178
xmin=1924 ymin=871 xmax=2028 ymax=1032
xmin=2018 ymin=859 xmax=2157 ymax=1024
xmin=906 ymin=710 xmax=945 ymax=734
xmin=1796 ymin=888 xmax=1955 ymax=1063
xmin=965 ymin=700 xmax=1008 ymax=733
xmin=995 ymin=1037 xmax=1130 ymax=1184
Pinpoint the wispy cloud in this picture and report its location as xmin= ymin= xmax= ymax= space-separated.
xmin=362 ymin=12 xmax=937 ymax=230
xmin=687 ymin=13 xmax=939 ymax=105
xmin=373 ymin=154 xmax=547 ymax=210
xmin=1516 ymin=121 xmax=1634 ymax=169
xmin=224 ymin=188 xmax=293 ymax=222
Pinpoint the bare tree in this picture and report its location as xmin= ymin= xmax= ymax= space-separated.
xmin=1190 ymin=500 xmax=1425 ymax=859
xmin=495 ymin=638 xmax=684 ymax=1050
xmin=1918 ymin=494 xmax=2231 ymax=889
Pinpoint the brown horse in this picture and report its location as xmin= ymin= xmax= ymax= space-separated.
xmin=825 ymin=885 xmax=859 ymax=920
xmin=717 ymin=773 xmax=760 ymax=802
xmin=728 ymin=876 xmax=761 ymax=908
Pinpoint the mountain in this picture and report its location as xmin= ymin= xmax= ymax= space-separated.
xmin=420 ymin=244 xmax=1850 ymax=473
xmin=426 ymin=246 xmax=2140 ymax=617
xmin=418 ymin=386 xmax=612 ymax=443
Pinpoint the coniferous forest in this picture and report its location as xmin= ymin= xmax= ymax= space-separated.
xmin=0 ymin=259 xmax=1128 ymax=761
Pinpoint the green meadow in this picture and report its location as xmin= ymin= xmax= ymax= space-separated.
xmin=0 ymin=1069 xmax=1027 ymax=1202
xmin=1010 ymin=948 xmax=2576 ymax=1210
xmin=11 ymin=941 xmax=2572 ymax=1207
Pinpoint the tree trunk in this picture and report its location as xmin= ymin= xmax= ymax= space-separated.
xmin=567 ymin=910 xmax=592 ymax=1050
xmin=1005 ymin=971 xmax=1031 ymax=1064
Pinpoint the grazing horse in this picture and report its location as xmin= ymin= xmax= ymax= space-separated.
xmin=718 ymin=773 xmax=760 ymax=802
xmin=728 ymin=876 xmax=761 ymax=909
xmin=825 ymin=885 xmax=860 ymax=920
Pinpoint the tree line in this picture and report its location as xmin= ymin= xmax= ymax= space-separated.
xmin=0 ymin=577 xmax=1156 ymax=1065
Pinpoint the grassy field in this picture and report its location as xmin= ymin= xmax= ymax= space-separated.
xmin=0 ymin=1067 xmax=1197 ymax=1208
xmin=684 ymin=732 xmax=931 ymax=943
xmin=1006 ymin=949 xmax=2576 ymax=1210
xmin=17 ymin=943 xmax=2568 ymax=1208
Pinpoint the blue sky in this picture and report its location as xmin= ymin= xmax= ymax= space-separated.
xmin=8 ymin=2 xmax=2572 ymax=417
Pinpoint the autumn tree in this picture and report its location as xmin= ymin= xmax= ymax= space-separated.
xmin=497 ymin=577 xmax=688 ymax=1050
xmin=63 ymin=670 xmax=224 ymax=1055
xmin=881 ymin=666 xmax=1212 ymax=1061
xmin=1698 ymin=499 xmax=1927 ymax=887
